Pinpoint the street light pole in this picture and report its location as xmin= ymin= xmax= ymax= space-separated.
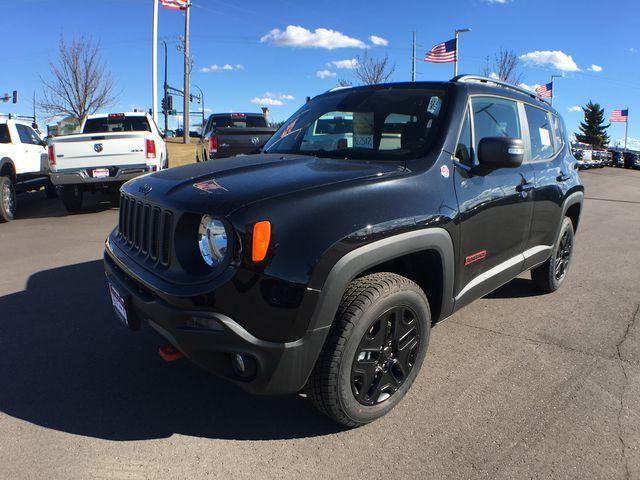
xmin=163 ymin=41 xmax=169 ymax=134
xmin=454 ymin=28 xmax=471 ymax=77
xmin=182 ymin=2 xmax=191 ymax=144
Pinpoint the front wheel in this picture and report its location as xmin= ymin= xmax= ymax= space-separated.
xmin=531 ymin=217 xmax=575 ymax=292
xmin=61 ymin=185 xmax=83 ymax=212
xmin=0 ymin=176 xmax=16 ymax=222
xmin=306 ymin=272 xmax=431 ymax=427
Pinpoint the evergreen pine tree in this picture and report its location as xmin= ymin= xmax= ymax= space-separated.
xmin=575 ymin=101 xmax=610 ymax=147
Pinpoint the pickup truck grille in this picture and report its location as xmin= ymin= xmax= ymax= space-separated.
xmin=118 ymin=194 xmax=173 ymax=267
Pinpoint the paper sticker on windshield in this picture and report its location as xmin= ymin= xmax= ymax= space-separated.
xmin=280 ymin=116 xmax=300 ymax=138
xmin=427 ymin=96 xmax=442 ymax=115
xmin=193 ymin=179 xmax=227 ymax=193
xmin=353 ymin=112 xmax=374 ymax=149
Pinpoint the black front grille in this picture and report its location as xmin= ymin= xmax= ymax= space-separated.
xmin=118 ymin=194 xmax=173 ymax=267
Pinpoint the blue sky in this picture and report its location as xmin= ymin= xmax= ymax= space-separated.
xmin=1 ymin=0 xmax=638 ymax=147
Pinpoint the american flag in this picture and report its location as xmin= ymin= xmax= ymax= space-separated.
xmin=535 ymin=82 xmax=553 ymax=98
xmin=425 ymin=39 xmax=457 ymax=63
xmin=160 ymin=0 xmax=188 ymax=10
xmin=610 ymin=109 xmax=629 ymax=122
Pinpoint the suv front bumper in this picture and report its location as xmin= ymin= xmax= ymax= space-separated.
xmin=50 ymin=164 xmax=154 ymax=186
xmin=103 ymin=242 xmax=329 ymax=396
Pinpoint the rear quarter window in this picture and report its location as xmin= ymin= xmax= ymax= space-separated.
xmin=0 ymin=124 xmax=10 ymax=143
xmin=524 ymin=105 xmax=555 ymax=161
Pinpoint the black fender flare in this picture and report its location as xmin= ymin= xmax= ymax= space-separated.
xmin=307 ymin=227 xmax=455 ymax=333
xmin=0 ymin=157 xmax=16 ymax=180
xmin=558 ymin=190 xmax=584 ymax=236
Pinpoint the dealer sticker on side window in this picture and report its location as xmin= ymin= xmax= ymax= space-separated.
xmin=353 ymin=112 xmax=374 ymax=149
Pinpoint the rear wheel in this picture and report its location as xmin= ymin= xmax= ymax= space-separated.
xmin=61 ymin=185 xmax=83 ymax=212
xmin=306 ymin=272 xmax=430 ymax=427
xmin=0 ymin=176 xmax=16 ymax=222
xmin=531 ymin=216 xmax=575 ymax=292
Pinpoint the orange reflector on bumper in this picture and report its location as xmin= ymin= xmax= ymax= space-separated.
xmin=159 ymin=344 xmax=183 ymax=362
xmin=252 ymin=221 xmax=271 ymax=262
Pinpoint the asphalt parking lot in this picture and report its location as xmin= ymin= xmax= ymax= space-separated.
xmin=0 ymin=168 xmax=639 ymax=479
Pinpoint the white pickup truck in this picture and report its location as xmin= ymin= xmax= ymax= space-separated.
xmin=0 ymin=117 xmax=56 ymax=222
xmin=48 ymin=112 xmax=167 ymax=212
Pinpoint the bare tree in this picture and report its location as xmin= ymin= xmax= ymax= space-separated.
xmin=481 ymin=48 xmax=523 ymax=85
xmin=336 ymin=78 xmax=353 ymax=87
xmin=352 ymin=50 xmax=396 ymax=85
xmin=40 ymin=36 xmax=118 ymax=124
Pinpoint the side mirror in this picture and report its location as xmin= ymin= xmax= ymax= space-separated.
xmin=477 ymin=137 xmax=524 ymax=169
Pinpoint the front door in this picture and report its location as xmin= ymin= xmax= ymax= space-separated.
xmin=453 ymin=96 xmax=534 ymax=307
xmin=15 ymin=124 xmax=45 ymax=174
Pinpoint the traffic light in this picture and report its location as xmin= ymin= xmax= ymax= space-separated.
xmin=189 ymin=94 xmax=194 ymax=102
xmin=12 ymin=91 xmax=17 ymax=104
xmin=161 ymin=97 xmax=167 ymax=113
xmin=167 ymin=95 xmax=173 ymax=110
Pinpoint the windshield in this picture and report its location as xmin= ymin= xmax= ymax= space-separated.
xmin=263 ymin=88 xmax=447 ymax=160
xmin=83 ymin=116 xmax=151 ymax=133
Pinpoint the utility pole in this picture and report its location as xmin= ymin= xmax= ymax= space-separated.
xmin=151 ymin=0 xmax=159 ymax=125
xmin=411 ymin=32 xmax=416 ymax=82
xmin=182 ymin=3 xmax=191 ymax=144
xmin=163 ymin=41 xmax=169 ymax=134
xmin=453 ymin=28 xmax=471 ymax=77
xmin=550 ymin=74 xmax=562 ymax=107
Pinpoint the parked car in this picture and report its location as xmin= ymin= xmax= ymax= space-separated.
xmin=624 ymin=152 xmax=640 ymax=169
xmin=611 ymin=151 xmax=625 ymax=168
xmin=104 ymin=76 xmax=583 ymax=427
xmin=48 ymin=112 xmax=167 ymax=212
xmin=195 ymin=113 xmax=277 ymax=162
xmin=0 ymin=117 xmax=57 ymax=222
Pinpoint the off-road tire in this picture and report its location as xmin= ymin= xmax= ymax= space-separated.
xmin=61 ymin=185 xmax=83 ymax=212
xmin=306 ymin=272 xmax=431 ymax=427
xmin=0 ymin=176 xmax=16 ymax=222
xmin=531 ymin=216 xmax=575 ymax=292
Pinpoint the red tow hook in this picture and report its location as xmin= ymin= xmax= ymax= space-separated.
xmin=159 ymin=344 xmax=183 ymax=362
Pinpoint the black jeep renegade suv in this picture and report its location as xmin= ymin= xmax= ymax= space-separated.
xmin=104 ymin=76 xmax=583 ymax=427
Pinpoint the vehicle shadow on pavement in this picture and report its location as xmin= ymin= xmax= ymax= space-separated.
xmin=0 ymin=260 xmax=344 ymax=441
xmin=484 ymin=277 xmax=545 ymax=299
xmin=15 ymin=190 xmax=115 ymax=220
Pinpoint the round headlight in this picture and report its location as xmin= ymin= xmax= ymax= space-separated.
xmin=198 ymin=215 xmax=228 ymax=267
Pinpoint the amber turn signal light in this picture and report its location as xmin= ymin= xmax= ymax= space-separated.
xmin=252 ymin=221 xmax=271 ymax=262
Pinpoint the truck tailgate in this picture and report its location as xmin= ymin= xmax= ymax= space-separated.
xmin=52 ymin=132 xmax=148 ymax=170
xmin=216 ymin=127 xmax=276 ymax=158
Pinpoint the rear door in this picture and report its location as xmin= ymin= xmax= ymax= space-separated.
xmin=523 ymin=105 xmax=567 ymax=267
xmin=15 ymin=124 xmax=45 ymax=174
xmin=453 ymin=96 xmax=535 ymax=307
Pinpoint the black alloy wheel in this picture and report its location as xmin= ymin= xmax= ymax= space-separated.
xmin=351 ymin=306 xmax=420 ymax=405
xmin=554 ymin=229 xmax=573 ymax=282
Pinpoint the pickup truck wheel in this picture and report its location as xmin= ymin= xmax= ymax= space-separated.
xmin=61 ymin=185 xmax=83 ymax=212
xmin=531 ymin=217 xmax=575 ymax=292
xmin=44 ymin=181 xmax=58 ymax=199
xmin=0 ymin=176 xmax=16 ymax=222
xmin=306 ymin=272 xmax=430 ymax=427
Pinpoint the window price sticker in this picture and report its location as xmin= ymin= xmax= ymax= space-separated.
xmin=353 ymin=112 xmax=374 ymax=149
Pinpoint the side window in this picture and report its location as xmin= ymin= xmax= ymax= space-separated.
xmin=552 ymin=114 xmax=565 ymax=153
xmin=471 ymin=97 xmax=521 ymax=156
xmin=0 ymin=124 xmax=11 ymax=144
xmin=455 ymin=108 xmax=473 ymax=165
xmin=524 ymin=105 xmax=555 ymax=161
xmin=16 ymin=124 xmax=32 ymax=144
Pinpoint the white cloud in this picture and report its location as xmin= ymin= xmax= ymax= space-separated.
xmin=250 ymin=92 xmax=294 ymax=106
xmin=329 ymin=58 xmax=359 ymax=69
xmin=568 ymin=106 xmax=582 ymax=112
xmin=316 ymin=69 xmax=336 ymax=79
xmin=613 ymin=137 xmax=640 ymax=151
xmin=518 ymin=82 xmax=541 ymax=92
xmin=630 ymin=47 xmax=638 ymax=53
xmin=588 ymin=64 xmax=603 ymax=72
xmin=519 ymin=50 xmax=580 ymax=72
xmin=485 ymin=0 xmax=510 ymax=3
xmin=260 ymin=25 xmax=366 ymax=49
xmin=369 ymin=35 xmax=389 ymax=47
xmin=200 ymin=63 xmax=244 ymax=73
xmin=489 ymin=71 xmax=499 ymax=80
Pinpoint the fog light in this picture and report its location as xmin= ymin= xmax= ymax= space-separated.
xmin=232 ymin=353 xmax=256 ymax=378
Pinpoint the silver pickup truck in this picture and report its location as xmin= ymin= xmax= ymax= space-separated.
xmin=48 ymin=112 xmax=167 ymax=212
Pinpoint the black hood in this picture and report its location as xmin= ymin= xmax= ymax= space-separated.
xmin=122 ymin=153 xmax=405 ymax=216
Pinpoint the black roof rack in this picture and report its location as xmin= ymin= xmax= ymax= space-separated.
xmin=451 ymin=75 xmax=547 ymax=104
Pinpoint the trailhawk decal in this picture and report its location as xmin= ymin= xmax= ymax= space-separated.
xmin=464 ymin=250 xmax=487 ymax=266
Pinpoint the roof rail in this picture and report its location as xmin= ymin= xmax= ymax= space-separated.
xmin=451 ymin=75 xmax=547 ymax=104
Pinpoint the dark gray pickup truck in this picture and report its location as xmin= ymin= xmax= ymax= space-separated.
xmin=195 ymin=113 xmax=277 ymax=162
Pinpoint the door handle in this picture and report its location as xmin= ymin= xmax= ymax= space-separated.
xmin=556 ymin=172 xmax=571 ymax=182
xmin=516 ymin=182 xmax=535 ymax=193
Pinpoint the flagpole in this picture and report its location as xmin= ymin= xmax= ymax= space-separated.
xmin=411 ymin=32 xmax=416 ymax=82
xmin=624 ymin=107 xmax=629 ymax=153
xmin=151 ymin=0 xmax=159 ymax=125
xmin=550 ymin=75 xmax=561 ymax=107
xmin=182 ymin=2 xmax=191 ymax=144
xmin=453 ymin=28 xmax=471 ymax=77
